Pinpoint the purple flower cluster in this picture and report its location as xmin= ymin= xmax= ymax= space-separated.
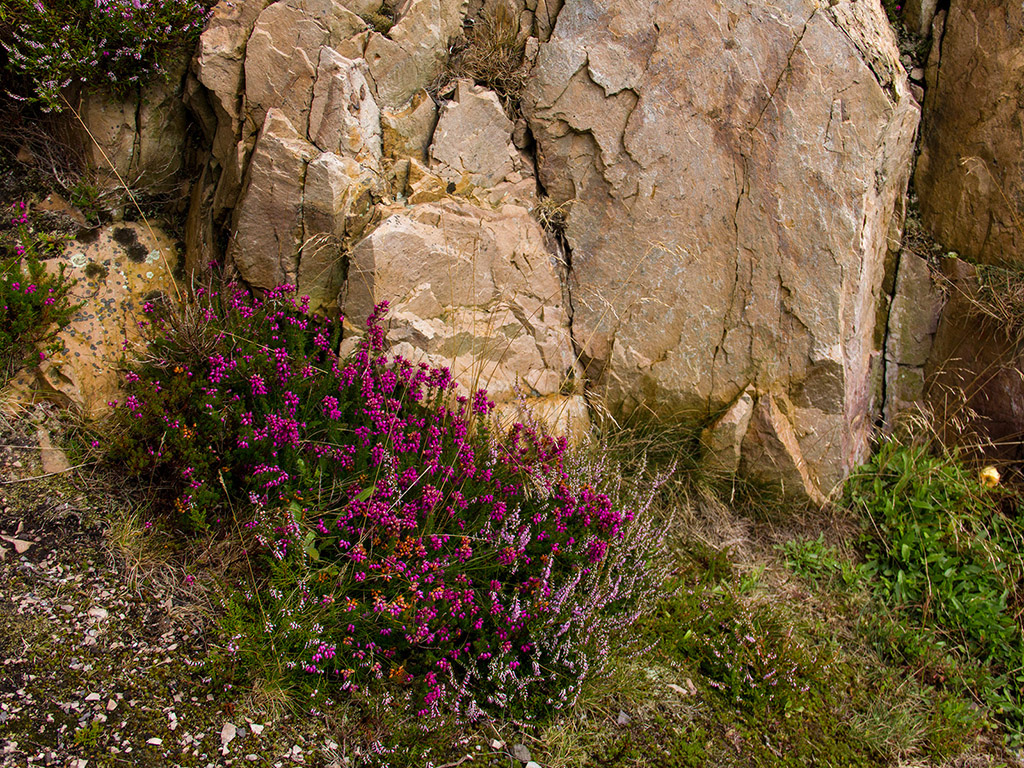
xmin=5 ymin=0 xmax=212 ymax=109
xmin=113 ymin=285 xmax=669 ymax=717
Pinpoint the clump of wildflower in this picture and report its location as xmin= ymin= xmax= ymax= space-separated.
xmin=1 ymin=0 xmax=212 ymax=110
xmin=111 ymin=286 xmax=670 ymax=718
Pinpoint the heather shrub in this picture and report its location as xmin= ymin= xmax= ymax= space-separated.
xmin=109 ymin=286 xmax=670 ymax=717
xmin=654 ymin=578 xmax=821 ymax=716
xmin=0 ymin=0 xmax=211 ymax=110
xmin=0 ymin=201 xmax=79 ymax=383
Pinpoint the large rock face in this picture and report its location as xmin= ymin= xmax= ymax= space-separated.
xmin=524 ymin=0 xmax=919 ymax=499
xmin=915 ymin=0 xmax=1024 ymax=265
xmin=925 ymin=258 xmax=1024 ymax=455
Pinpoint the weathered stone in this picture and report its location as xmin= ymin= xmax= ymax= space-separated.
xmin=345 ymin=200 xmax=574 ymax=401
xmin=495 ymin=394 xmax=590 ymax=443
xmin=228 ymin=110 xmax=316 ymax=291
xmin=430 ymin=80 xmax=516 ymax=188
xmin=702 ymin=387 xmax=755 ymax=476
xmin=308 ymin=50 xmax=382 ymax=161
xmin=364 ymin=0 xmax=468 ymax=109
xmin=191 ymin=0 xmax=274 ymax=198
xmin=4 ymin=224 xmax=181 ymax=420
xmin=901 ymin=0 xmax=938 ymax=38
xmin=525 ymin=0 xmax=919 ymax=499
xmin=244 ymin=0 xmax=367 ymax=136
xmin=300 ymin=153 xmax=382 ymax=309
xmin=883 ymin=251 xmax=943 ymax=422
xmin=887 ymin=253 xmax=942 ymax=369
xmin=915 ymin=0 xmax=1024 ymax=264
xmin=69 ymin=51 xmax=190 ymax=192
xmin=339 ymin=0 xmax=384 ymax=14
xmin=36 ymin=428 xmax=71 ymax=475
xmin=925 ymin=258 xmax=1024 ymax=453
xmin=381 ymin=89 xmax=438 ymax=162
xmin=741 ymin=393 xmax=827 ymax=506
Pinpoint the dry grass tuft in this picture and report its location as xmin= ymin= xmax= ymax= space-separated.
xmin=440 ymin=4 xmax=528 ymax=114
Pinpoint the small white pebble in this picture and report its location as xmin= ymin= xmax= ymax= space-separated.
xmin=85 ymin=693 xmax=100 ymax=702
xmin=106 ymin=700 xmax=117 ymax=711
xmin=147 ymin=738 xmax=163 ymax=746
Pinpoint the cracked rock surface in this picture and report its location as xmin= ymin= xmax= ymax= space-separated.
xmin=524 ymin=0 xmax=920 ymax=499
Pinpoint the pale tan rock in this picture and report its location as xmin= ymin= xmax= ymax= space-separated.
xmin=883 ymin=252 xmax=942 ymax=421
xmin=340 ymin=0 xmax=384 ymax=14
xmin=308 ymin=50 xmax=382 ymax=161
xmin=364 ymin=0 xmax=468 ymax=109
xmin=300 ymin=153 xmax=382 ymax=309
xmin=915 ymin=0 xmax=1024 ymax=264
xmin=228 ymin=110 xmax=316 ymax=291
xmin=741 ymin=393 xmax=827 ymax=506
xmin=345 ymin=200 xmax=575 ymax=401
xmin=190 ymin=0 xmax=273 ymax=210
xmin=524 ymin=0 xmax=919 ymax=500
xmin=495 ymin=394 xmax=590 ymax=443
xmin=36 ymin=428 xmax=71 ymax=475
xmin=430 ymin=80 xmax=516 ymax=188
xmin=244 ymin=0 xmax=367 ymax=137
xmin=381 ymin=90 xmax=438 ymax=162
xmin=364 ymin=33 xmax=422 ymax=110
xmin=5 ymin=223 xmax=181 ymax=420
xmin=701 ymin=387 xmax=755 ymax=476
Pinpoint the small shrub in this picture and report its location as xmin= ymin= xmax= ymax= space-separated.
xmin=0 ymin=201 xmax=79 ymax=383
xmin=1 ymin=0 xmax=211 ymax=110
xmin=653 ymin=575 xmax=821 ymax=716
xmin=109 ymin=286 xmax=670 ymax=718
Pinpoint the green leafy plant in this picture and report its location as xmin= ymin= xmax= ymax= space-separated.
xmin=0 ymin=201 xmax=79 ymax=383
xmin=848 ymin=439 xmax=1024 ymax=743
xmin=1 ymin=0 xmax=211 ymax=110
xmin=778 ymin=534 xmax=863 ymax=590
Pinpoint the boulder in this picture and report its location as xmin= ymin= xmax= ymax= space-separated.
xmin=69 ymin=50 xmax=191 ymax=192
xmin=243 ymin=0 xmax=367 ymax=138
xmin=430 ymin=80 xmax=517 ymax=188
xmin=382 ymin=89 xmax=439 ymax=162
xmin=300 ymin=153 xmax=382 ymax=308
xmin=524 ymin=0 xmax=919 ymax=500
xmin=883 ymin=252 xmax=943 ymax=422
xmin=308 ymin=50 xmax=382 ymax=163
xmin=344 ymin=200 xmax=575 ymax=401
xmin=915 ymin=0 xmax=1024 ymax=264
xmin=4 ymin=223 xmax=182 ymax=420
xmin=190 ymin=0 xmax=275 ymax=209
xmin=227 ymin=109 xmax=383 ymax=309
xmin=228 ymin=110 xmax=316 ymax=291
xmin=364 ymin=0 xmax=469 ymax=109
